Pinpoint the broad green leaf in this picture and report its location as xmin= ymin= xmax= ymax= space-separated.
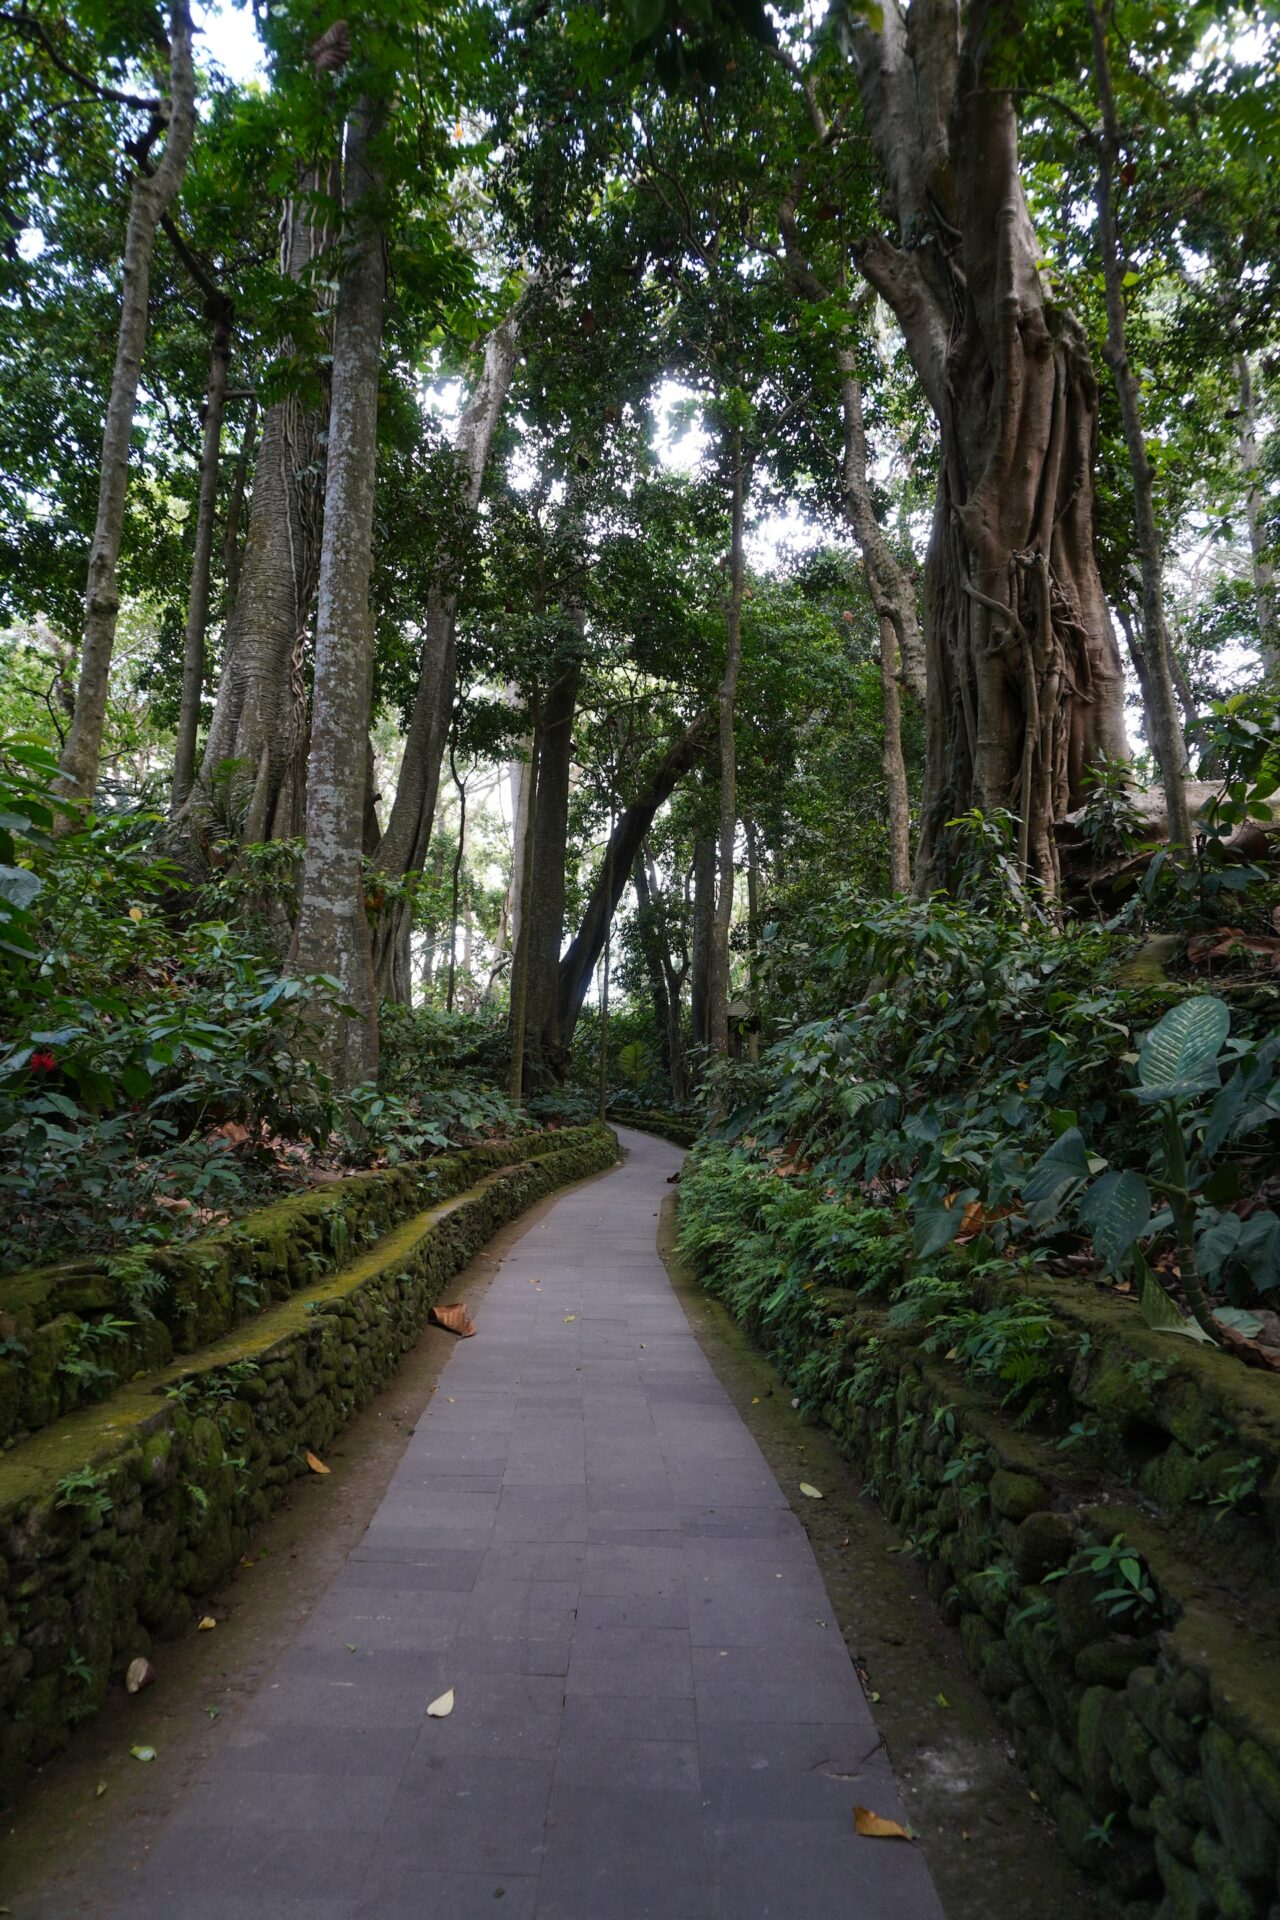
xmin=1137 ymin=1260 xmax=1215 ymax=1345
xmin=1213 ymin=1306 xmax=1264 ymax=1339
xmin=1079 ymin=1169 xmax=1150 ymax=1269
xmin=1137 ymin=998 xmax=1230 ymax=1093
xmin=1022 ymin=1127 xmax=1089 ymax=1226
xmin=0 ymin=865 xmax=41 ymax=909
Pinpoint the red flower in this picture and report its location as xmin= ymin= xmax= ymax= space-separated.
xmin=29 ymin=1051 xmax=56 ymax=1074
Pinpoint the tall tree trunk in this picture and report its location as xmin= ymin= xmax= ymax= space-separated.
xmin=690 ymin=833 xmax=715 ymax=1059
xmin=1088 ymin=0 xmax=1191 ymax=845
xmin=508 ymin=695 xmax=542 ymax=1103
xmin=290 ymin=99 xmax=386 ymax=1090
xmin=835 ymin=352 xmax=913 ymax=890
xmin=445 ymin=756 xmax=466 ymax=1015
xmin=709 ymin=437 xmax=746 ymax=1056
xmin=1237 ymin=352 xmax=1278 ymax=681
xmin=181 ymin=178 xmax=333 ymax=848
xmin=846 ymin=0 xmax=1130 ymax=895
xmin=555 ymin=709 xmax=713 ymax=1053
xmin=633 ymin=854 xmax=673 ymax=1085
xmin=57 ymin=0 xmax=196 ymax=808
xmin=221 ymin=394 xmax=258 ymax=622
xmin=743 ymin=818 xmax=762 ymax=1062
xmin=483 ymin=745 xmax=532 ymax=1003
xmin=524 ymin=662 xmax=580 ymax=1069
xmin=171 ymin=300 xmax=234 ymax=811
xmin=371 ymin=304 xmax=529 ymax=1001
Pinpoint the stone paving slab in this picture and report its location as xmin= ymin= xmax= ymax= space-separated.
xmin=105 ymin=1127 xmax=945 ymax=1920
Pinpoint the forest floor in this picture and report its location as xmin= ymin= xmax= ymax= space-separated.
xmin=3 ymin=1131 xmax=1095 ymax=1920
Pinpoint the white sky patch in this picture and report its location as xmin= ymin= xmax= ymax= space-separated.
xmin=195 ymin=0 xmax=266 ymax=84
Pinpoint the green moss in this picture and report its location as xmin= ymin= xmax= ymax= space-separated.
xmin=0 ymin=1126 xmax=617 ymax=1802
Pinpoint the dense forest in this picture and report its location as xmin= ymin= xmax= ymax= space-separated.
xmin=2 ymin=0 xmax=1276 ymax=1312
xmin=3 ymin=0 xmax=1280 ymax=1897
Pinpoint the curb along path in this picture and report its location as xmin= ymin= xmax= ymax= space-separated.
xmin=105 ymin=1127 xmax=946 ymax=1920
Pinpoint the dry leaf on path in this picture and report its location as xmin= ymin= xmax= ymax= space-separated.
xmin=429 ymin=1302 xmax=476 ymax=1338
xmin=125 ymin=1657 xmax=155 ymax=1693
xmin=197 ymin=1616 xmax=217 ymax=1632
xmin=854 ymin=1806 xmax=913 ymax=1840
xmin=426 ymin=1688 xmax=454 ymax=1718
xmin=305 ymin=1450 xmax=331 ymax=1474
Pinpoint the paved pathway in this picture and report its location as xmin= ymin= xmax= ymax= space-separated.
xmin=107 ymin=1128 xmax=945 ymax=1920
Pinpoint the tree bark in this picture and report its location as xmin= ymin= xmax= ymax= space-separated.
xmin=1087 ymin=0 xmax=1191 ymax=846
xmin=844 ymin=0 xmax=1131 ymax=895
xmin=171 ymin=301 xmax=234 ymax=811
xmin=371 ymin=303 xmax=529 ymax=1001
xmin=221 ymin=394 xmax=258 ymax=622
xmin=483 ymin=744 xmax=532 ymax=1002
xmin=690 ymin=833 xmax=715 ymax=1059
xmin=181 ymin=177 xmax=334 ymax=849
xmin=523 ymin=661 xmax=580 ymax=1067
xmin=709 ymin=436 xmax=746 ymax=1057
xmin=835 ymin=351 xmax=913 ymax=890
xmin=1237 ymin=351 xmax=1278 ymax=681
xmin=445 ymin=749 xmax=466 ymax=1015
xmin=57 ymin=0 xmax=197 ymax=808
xmin=633 ymin=854 xmax=673 ymax=1085
xmin=508 ymin=695 xmax=542 ymax=1103
xmin=555 ymin=708 xmax=713 ymax=1053
xmin=290 ymin=98 xmax=386 ymax=1090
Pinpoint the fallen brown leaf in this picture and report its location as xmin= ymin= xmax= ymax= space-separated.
xmin=428 ymin=1302 xmax=476 ymax=1338
xmin=854 ymin=1806 xmax=914 ymax=1840
xmin=304 ymin=1450 xmax=331 ymax=1474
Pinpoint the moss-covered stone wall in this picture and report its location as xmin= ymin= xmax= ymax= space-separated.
xmin=0 ymin=1124 xmax=617 ymax=1804
xmin=0 ymin=1129 xmax=581 ymax=1447
xmin=610 ymin=1108 xmax=699 ymax=1148
xmin=682 ymin=1215 xmax=1280 ymax=1920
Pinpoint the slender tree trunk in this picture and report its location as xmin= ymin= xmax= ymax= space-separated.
xmin=171 ymin=302 xmax=233 ymax=810
xmin=445 ymin=747 xmax=466 ymax=1015
xmin=709 ymin=437 xmax=746 ymax=1057
xmin=597 ymin=797 xmax=614 ymax=1123
xmin=181 ymin=176 xmax=334 ymax=848
xmin=834 ymin=352 xmax=914 ymax=890
xmin=831 ymin=344 xmax=925 ymax=706
xmin=1236 ymin=351 xmax=1278 ymax=681
xmin=555 ymin=709 xmax=713 ymax=1052
xmin=371 ymin=304 xmax=530 ymax=1000
xmin=633 ymin=855 xmax=673 ymax=1084
xmin=846 ymin=0 xmax=1131 ymax=895
xmin=483 ymin=745 xmax=532 ymax=1003
xmin=290 ymin=98 xmax=386 ymax=1090
xmin=690 ymin=833 xmax=715 ymax=1059
xmin=1088 ymin=0 xmax=1191 ymax=846
xmin=525 ymin=662 xmax=580 ymax=1069
xmin=221 ymin=394 xmax=258 ymax=622
xmin=508 ymin=695 xmax=542 ymax=1103
xmin=740 ymin=818 xmax=760 ymax=1062
xmin=57 ymin=0 xmax=197 ymax=808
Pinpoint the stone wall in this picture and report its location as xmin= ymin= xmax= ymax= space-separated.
xmin=0 ymin=1124 xmax=617 ymax=1804
xmin=0 ymin=1130 xmax=580 ymax=1446
xmin=610 ymin=1107 xmax=700 ymax=1148
xmin=681 ymin=1202 xmax=1280 ymax=1920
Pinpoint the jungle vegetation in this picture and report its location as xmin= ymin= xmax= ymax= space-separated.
xmin=0 ymin=0 xmax=1277 ymax=1357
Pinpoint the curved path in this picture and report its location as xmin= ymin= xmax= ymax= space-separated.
xmin=105 ymin=1128 xmax=945 ymax=1920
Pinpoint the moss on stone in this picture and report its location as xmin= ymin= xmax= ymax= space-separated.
xmin=0 ymin=1125 xmax=617 ymax=1803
